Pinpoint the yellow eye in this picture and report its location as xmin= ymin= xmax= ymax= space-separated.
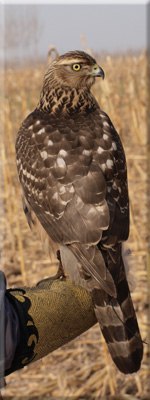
xmin=72 ymin=64 xmax=81 ymax=71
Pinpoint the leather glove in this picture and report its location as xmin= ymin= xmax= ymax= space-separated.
xmin=5 ymin=277 xmax=96 ymax=376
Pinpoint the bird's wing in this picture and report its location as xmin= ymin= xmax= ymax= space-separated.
xmin=16 ymin=108 xmax=129 ymax=297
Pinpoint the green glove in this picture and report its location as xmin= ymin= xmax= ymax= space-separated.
xmin=5 ymin=277 xmax=97 ymax=376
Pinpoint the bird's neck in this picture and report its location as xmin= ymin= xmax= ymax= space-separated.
xmin=37 ymin=84 xmax=99 ymax=115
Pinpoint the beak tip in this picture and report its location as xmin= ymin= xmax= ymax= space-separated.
xmin=99 ymin=67 xmax=105 ymax=80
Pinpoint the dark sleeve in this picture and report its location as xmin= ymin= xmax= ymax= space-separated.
xmin=0 ymin=271 xmax=20 ymax=377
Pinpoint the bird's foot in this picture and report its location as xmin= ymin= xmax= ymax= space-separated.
xmin=37 ymin=251 xmax=66 ymax=286
xmin=56 ymin=250 xmax=66 ymax=279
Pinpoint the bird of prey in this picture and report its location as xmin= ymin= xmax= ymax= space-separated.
xmin=16 ymin=50 xmax=143 ymax=374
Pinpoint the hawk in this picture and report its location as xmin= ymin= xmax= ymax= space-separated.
xmin=16 ymin=50 xmax=143 ymax=374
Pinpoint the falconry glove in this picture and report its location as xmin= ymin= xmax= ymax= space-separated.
xmin=4 ymin=276 xmax=96 ymax=376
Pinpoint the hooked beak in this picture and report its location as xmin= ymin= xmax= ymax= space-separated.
xmin=91 ymin=64 xmax=105 ymax=79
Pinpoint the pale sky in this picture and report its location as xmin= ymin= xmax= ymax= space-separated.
xmin=2 ymin=2 xmax=149 ymax=64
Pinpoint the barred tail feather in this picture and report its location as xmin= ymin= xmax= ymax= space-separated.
xmin=91 ymin=262 xmax=143 ymax=374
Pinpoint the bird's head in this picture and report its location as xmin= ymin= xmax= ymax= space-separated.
xmin=43 ymin=50 xmax=105 ymax=90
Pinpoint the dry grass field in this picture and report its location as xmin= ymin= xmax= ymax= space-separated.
xmin=1 ymin=50 xmax=150 ymax=399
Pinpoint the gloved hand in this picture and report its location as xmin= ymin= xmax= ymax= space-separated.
xmin=5 ymin=277 xmax=97 ymax=376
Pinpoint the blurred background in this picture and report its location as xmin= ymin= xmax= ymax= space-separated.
xmin=1 ymin=3 xmax=148 ymax=66
xmin=1 ymin=1 xmax=150 ymax=399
